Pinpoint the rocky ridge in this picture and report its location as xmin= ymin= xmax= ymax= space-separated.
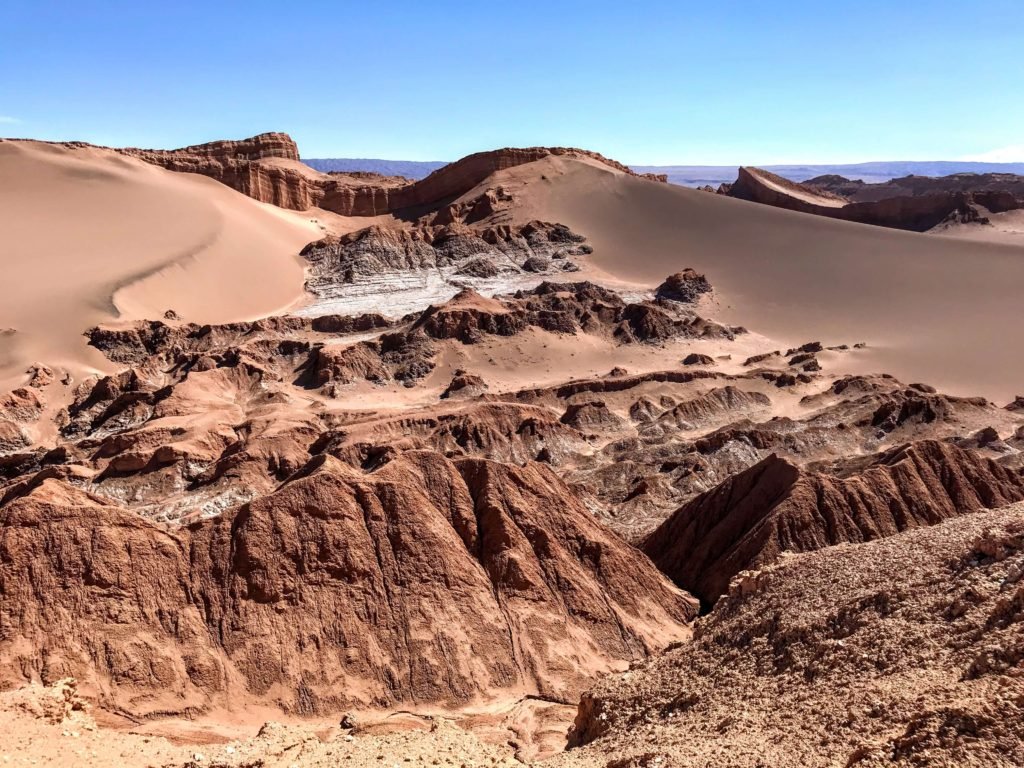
xmin=0 ymin=450 xmax=696 ymax=716
xmin=123 ymin=134 xmax=667 ymax=215
xmin=717 ymin=165 xmax=1024 ymax=231
xmin=300 ymin=220 xmax=593 ymax=312
xmin=642 ymin=439 xmax=1024 ymax=605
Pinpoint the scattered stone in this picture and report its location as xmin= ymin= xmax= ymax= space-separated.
xmin=682 ymin=353 xmax=715 ymax=366
xmin=26 ymin=364 xmax=54 ymax=389
xmin=1005 ymin=396 xmax=1024 ymax=412
xmin=785 ymin=341 xmax=823 ymax=356
xmin=440 ymin=370 xmax=488 ymax=399
xmin=743 ymin=350 xmax=781 ymax=367
xmin=521 ymin=255 xmax=551 ymax=273
xmin=454 ymin=257 xmax=499 ymax=279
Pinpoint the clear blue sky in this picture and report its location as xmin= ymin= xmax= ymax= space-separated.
xmin=2 ymin=0 xmax=1022 ymax=164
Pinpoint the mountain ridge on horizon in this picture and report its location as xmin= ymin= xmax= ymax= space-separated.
xmin=304 ymin=155 xmax=1024 ymax=186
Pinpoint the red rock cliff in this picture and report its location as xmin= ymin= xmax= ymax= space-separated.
xmin=126 ymin=134 xmax=666 ymax=215
xmin=0 ymin=451 xmax=695 ymax=716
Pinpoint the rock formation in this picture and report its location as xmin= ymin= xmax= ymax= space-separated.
xmin=642 ymin=439 xmax=1024 ymax=605
xmin=655 ymin=270 xmax=712 ymax=303
xmin=123 ymin=135 xmax=667 ymax=215
xmin=405 ymin=281 xmax=739 ymax=348
xmin=302 ymin=220 xmax=591 ymax=300
xmin=0 ymin=452 xmax=696 ymax=716
xmin=719 ymin=166 xmax=1024 ymax=231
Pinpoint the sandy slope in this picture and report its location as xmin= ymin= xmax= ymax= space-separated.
xmin=935 ymin=209 xmax=1024 ymax=245
xmin=7 ymin=140 xmax=1024 ymax=404
xmin=0 ymin=140 xmax=320 ymax=390
xmin=495 ymin=156 xmax=1024 ymax=402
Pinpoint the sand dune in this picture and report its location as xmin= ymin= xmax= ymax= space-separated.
xmin=6 ymin=138 xmax=1024 ymax=405
xmin=935 ymin=208 xmax=1024 ymax=245
xmin=503 ymin=157 xmax=1024 ymax=402
xmin=0 ymin=140 xmax=320 ymax=390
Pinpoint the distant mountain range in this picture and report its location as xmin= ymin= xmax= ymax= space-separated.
xmin=631 ymin=161 xmax=1024 ymax=187
xmin=303 ymin=158 xmax=447 ymax=178
xmin=304 ymin=157 xmax=1024 ymax=187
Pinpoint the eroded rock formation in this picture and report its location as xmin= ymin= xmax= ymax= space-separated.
xmin=124 ymin=135 xmax=666 ymax=215
xmin=302 ymin=220 xmax=591 ymax=300
xmin=642 ymin=439 xmax=1024 ymax=604
xmin=0 ymin=452 xmax=696 ymax=716
xmin=719 ymin=166 xmax=1024 ymax=231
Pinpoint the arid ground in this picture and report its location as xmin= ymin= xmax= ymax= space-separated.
xmin=2 ymin=133 xmax=1024 ymax=766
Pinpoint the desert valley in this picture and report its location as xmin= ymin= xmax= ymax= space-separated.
xmin=2 ymin=127 xmax=1024 ymax=768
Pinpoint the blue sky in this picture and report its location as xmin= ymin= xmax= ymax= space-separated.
xmin=2 ymin=0 xmax=1022 ymax=164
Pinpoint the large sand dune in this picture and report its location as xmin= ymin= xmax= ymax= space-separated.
xmin=0 ymin=140 xmax=319 ymax=389
xmin=516 ymin=158 xmax=1024 ymax=402
xmin=5 ymin=139 xmax=1024 ymax=405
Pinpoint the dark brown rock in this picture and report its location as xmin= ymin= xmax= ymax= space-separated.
xmin=682 ymin=353 xmax=715 ymax=366
xmin=655 ymin=270 xmax=712 ymax=303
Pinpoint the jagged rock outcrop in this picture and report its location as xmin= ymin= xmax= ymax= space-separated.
xmin=645 ymin=386 xmax=771 ymax=435
xmin=655 ymin=270 xmax=712 ymax=303
xmin=721 ymin=166 xmax=1024 ymax=232
xmin=86 ymin=314 xmax=392 ymax=366
xmin=861 ymin=387 xmax=990 ymax=433
xmin=125 ymin=135 xmax=666 ymax=215
xmin=0 ymin=480 xmax=223 ymax=715
xmin=80 ymin=282 xmax=738 ymax=409
xmin=410 ymin=282 xmax=738 ymax=347
xmin=742 ymin=350 xmax=783 ymax=367
xmin=313 ymin=402 xmax=585 ymax=468
xmin=0 ymin=452 xmax=696 ymax=716
xmin=131 ymin=132 xmax=300 ymax=162
xmin=313 ymin=331 xmax=436 ymax=389
xmin=560 ymin=401 xmax=626 ymax=432
xmin=642 ymin=439 xmax=1024 ymax=605
xmin=0 ymin=388 xmax=44 ymax=454
xmin=521 ymin=254 xmax=551 ymax=273
xmin=440 ymin=370 xmax=488 ymax=400
xmin=454 ymin=256 xmax=500 ymax=278
xmin=302 ymin=221 xmax=589 ymax=298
